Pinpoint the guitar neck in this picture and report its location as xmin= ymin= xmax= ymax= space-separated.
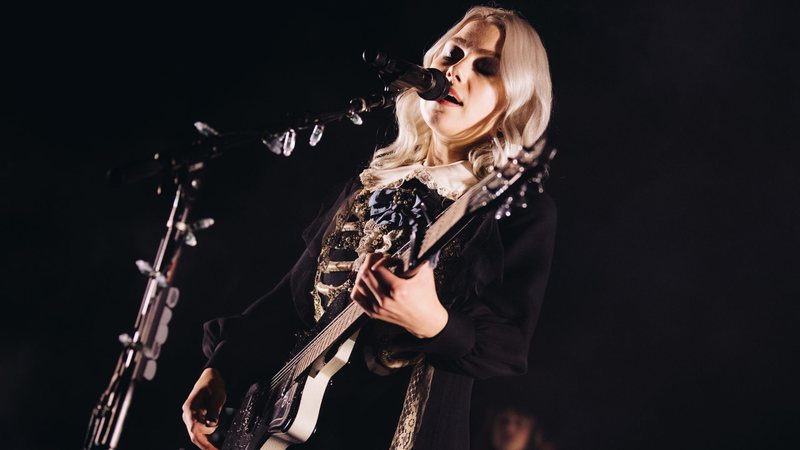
xmin=270 ymin=150 xmax=550 ymax=390
xmin=417 ymin=181 xmax=479 ymax=261
xmin=270 ymin=299 xmax=365 ymax=389
xmin=270 ymin=181 xmax=484 ymax=390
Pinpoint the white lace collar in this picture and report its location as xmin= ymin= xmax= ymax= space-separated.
xmin=359 ymin=160 xmax=478 ymax=200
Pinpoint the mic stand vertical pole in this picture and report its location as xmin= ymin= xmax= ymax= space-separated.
xmin=84 ymin=161 xmax=211 ymax=450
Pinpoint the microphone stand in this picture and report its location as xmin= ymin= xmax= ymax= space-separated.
xmin=83 ymin=90 xmax=396 ymax=450
xmin=83 ymin=123 xmax=222 ymax=450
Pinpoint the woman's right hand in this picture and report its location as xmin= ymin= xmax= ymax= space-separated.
xmin=182 ymin=368 xmax=227 ymax=450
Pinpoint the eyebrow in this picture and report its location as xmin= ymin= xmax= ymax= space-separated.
xmin=450 ymin=36 xmax=500 ymax=58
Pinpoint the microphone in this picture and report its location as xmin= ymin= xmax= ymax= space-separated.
xmin=362 ymin=49 xmax=450 ymax=101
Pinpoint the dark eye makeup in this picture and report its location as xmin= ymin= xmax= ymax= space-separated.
xmin=474 ymin=57 xmax=499 ymax=76
xmin=440 ymin=45 xmax=499 ymax=77
xmin=442 ymin=46 xmax=465 ymax=63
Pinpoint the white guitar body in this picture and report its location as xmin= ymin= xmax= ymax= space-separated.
xmin=257 ymin=330 xmax=360 ymax=450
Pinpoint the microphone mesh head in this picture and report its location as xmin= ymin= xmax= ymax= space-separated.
xmin=418 ymin=69 xmax=450 ymax=101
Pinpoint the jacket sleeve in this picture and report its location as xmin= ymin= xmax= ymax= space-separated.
xmin=201 ymin=254 xmax=311 ymax=396
xmin=201 ymin=177 xmax=360 ymax=394
xmin=409 ymin=192 xmax=557 ymax=379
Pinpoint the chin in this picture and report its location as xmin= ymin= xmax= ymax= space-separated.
xmin=429 ymin=118 xmax=472 ymax=138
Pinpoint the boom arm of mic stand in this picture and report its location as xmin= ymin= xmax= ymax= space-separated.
xmin=260 ymin=90 xmax=395 ymax=156
xmin=108 ymin=86 xmax=396 ymax=187
xmin=106 ymin=128 xmax=263 ymax=188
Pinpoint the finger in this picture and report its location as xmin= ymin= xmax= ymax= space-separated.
xmin=369 ymin=253 xmax=396 ymax=272
xmin=183 ymin=410 xmax=218 ymax=450
xmin=203 ymin=413 xmax=220 ymax=427
xmin=353 ymin=297 xmax=375 ymax=317
xmin=354 ymin=254 xmax=373 ymax=282
xmin=189 ymin=420 xmax=217 ymax=435
xmin=362 ymin=268 xmax=390 ymax=305
xmin=351 ymin=282 xmax=378 ymax=315
xmin=371 ymin=263 xmax=403 ymax=288
xmin=356 ymin=303 xmax=375 ymax=318
xmin=359 ymin=278 xmax=384 ymax=311
xmin=191 ymin=418 xmax=218 ymax=436
xmin=350 ymin=282 xmax=372 ymax=308
xmin=363 ymin=252 xmax=387 ymax=271
xmin=370 ymin=254 xmax=403 ymax=270
xmin=194 ymin=407 xmax=220 ymax=428
xmin=350 ymin=282 xmax=366 ymax=301
xmin=189 ymin=425 xmax=218 ymax=450
xmin=402 ymin=260 xmax=431 ymax=278
xmin=364 ymin=278 xmax=384 ymax=318
xmin=182 ymin=403 xmax=197 ymax=434
xmin=182 ymin=404 xmax=217 ymax=436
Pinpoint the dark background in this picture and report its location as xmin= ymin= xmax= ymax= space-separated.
xmin=3 ymin=0 xmax=798 ymax=449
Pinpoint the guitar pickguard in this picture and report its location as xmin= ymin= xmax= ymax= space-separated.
xmin=222 ymin=330 xmax=361 ymax=450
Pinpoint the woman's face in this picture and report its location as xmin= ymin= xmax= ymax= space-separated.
xmin=421 ymin=20 xmax=505 ymax=144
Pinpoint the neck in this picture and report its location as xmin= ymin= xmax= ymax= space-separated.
xmin=424 ymin=135 xmax=468 ymax=166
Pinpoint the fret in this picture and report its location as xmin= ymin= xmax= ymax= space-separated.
xmin=292 ymin=302 xmax=364 ymax=378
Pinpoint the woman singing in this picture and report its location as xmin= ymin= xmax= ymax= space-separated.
xmin=183 ymin=5 xmax=556 ymax=450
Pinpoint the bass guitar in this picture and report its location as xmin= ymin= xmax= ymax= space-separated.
xmin=220 ymin=141 xmax=556 ymax=450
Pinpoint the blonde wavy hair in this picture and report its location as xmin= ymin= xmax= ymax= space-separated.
xmin=369 ymin=6 xmax=553 ymax=179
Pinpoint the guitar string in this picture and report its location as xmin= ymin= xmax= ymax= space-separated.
xmin=266 ymin=171 xmax=504 ymax=391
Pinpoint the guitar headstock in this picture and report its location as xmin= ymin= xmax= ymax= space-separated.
xmin=467 ymin=138 xmax=557 ymax=220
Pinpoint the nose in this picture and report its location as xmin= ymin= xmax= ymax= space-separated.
xmin=445 ymin=62 xmax=462 ymax=83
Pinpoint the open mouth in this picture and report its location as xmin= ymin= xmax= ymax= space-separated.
xmin=442 ymin=94 xmax=463 ymax=106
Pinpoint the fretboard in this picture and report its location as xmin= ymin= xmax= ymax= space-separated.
xmin=271 ymin=182 xmax=484 ymax=390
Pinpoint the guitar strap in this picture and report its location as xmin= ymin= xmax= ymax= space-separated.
xmin=389 ymin=360 xmax=435 ymax=450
